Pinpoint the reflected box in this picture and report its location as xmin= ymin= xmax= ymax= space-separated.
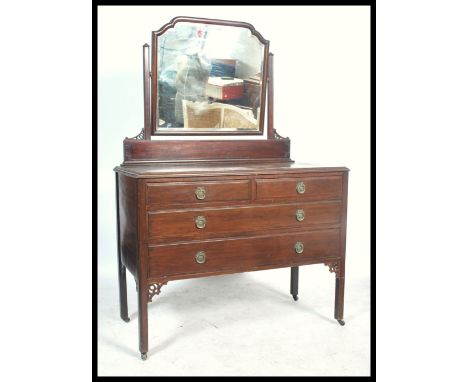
xmin=210 ymin=58 xmax=237 ymax=77
xmin=206 ymin=76 xmax=244 ymax=100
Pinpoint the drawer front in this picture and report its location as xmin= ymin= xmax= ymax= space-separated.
xmin=256 ymin=176 xmax=342 ymax=201
xmin=146 ymin=179 xmax=251 ymax=205
xmin=148 ymin=229 xmax=340 ymax=278
xmin=147 ymin=201 xmax=341 ymax=241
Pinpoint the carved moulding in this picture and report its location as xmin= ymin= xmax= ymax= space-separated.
xmin=148 ymin=282 xmax=168 ymax=302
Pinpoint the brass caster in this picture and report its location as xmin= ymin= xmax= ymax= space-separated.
xmin=292 ymin=295 xmax=298 ymax=301
xmin=337 ymin=320 xmax=345 ymax=326
xmin=141 ymin=352 xmax=147 ymax=360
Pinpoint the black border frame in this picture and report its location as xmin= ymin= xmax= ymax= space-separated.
xmin=94 ymin=2 xmax=376 ymax=379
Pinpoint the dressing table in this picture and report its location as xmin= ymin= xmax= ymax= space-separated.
xmin=113 ymin=16 xmax=349 ymax=360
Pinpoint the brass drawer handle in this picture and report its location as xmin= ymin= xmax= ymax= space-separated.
xmin=296 ymin=209 xmax=305 ymax=222
xmin=294 ymin=242 xmax=304 ymax=254
xmin=195 ymin=215 xmax=206 ymax=229
xmin=296 ymin=181 xmax=306 ymax=194
xmin=195 ymin=186 xmax=206 ymax=200
xmin=195 ymin=251 xmax=206 ymax=264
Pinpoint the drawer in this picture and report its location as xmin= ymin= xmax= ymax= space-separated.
xmin=147 ymin=201 xmax=341 ymax=241
xmin=146 ymin=179 xmax=251 ymax=205
xmin=256 ymin=176 xmax=342 ymax=201
xmin=148 ymin=229 xmax=340 ymax=278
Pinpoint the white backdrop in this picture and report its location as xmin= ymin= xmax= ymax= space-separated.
xmin=4 ymin=1 xmax=468 ymax=380
xmin=98 ymin=5 xmax=370 ymax=376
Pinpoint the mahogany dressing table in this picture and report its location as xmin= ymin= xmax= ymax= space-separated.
xmin=113 ymin=17 xmax=349 ymax=360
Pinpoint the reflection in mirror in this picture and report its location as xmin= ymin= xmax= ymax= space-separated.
xmin=157 ymin=22 xmax=265 ymax=132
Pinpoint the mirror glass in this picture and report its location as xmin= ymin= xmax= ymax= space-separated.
xmin=156 ymin=22 xmax=265 ymax=133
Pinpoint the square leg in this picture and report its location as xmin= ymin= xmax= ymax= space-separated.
xmin=290 ymin=266 xmax=299 ymax=301
xmin=335 ymin=277 xmax=345 ymax=326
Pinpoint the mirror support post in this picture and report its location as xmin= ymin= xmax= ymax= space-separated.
xmin=143 ymin=43 xmax=151 ymax=139
xmin=267 ymin=53 xmax=274 ymax=139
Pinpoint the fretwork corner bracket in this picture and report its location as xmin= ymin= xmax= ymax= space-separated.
xmin=324 ymin=261 xmax=341 ymax=276
xmin=126 ymin=128 xmax=144 ymax=140
xmin=148 ymin=282 xmax=168 ymax=302
xmin=273 ymin=129 xmax=288 ymax=140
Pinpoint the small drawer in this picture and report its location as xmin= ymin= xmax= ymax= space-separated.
xmin=147 ymin=201 xmax=341 ymax=242
xmin=256 ymin=176 xmax=342 ymax=201
xmin=148 ymin=229 xmax=341 ymax=278
xmin=146 ymin=179 xmax=251 ymax=205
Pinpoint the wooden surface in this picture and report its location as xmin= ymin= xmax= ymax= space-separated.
xmin=256 ymin=176 xmax=343 ymax=200
xmin=267 ymin=53 xmax=275 ymax=138
xmin=122 ymin=139 xmax=291 ymax=164
xmin=148 ymin=229 xmax=340 ymax=279
xmin=115 ymin=160 xmax=347 ymax=178
xmin=115 ymin=160 xmax=349 ymax=358
xmin=117 ymin=173 xmax=138 ymax=276
xmin=145 ymin=179 xmax=251 ymax=205
xmin=147 ymin=201 xmax=341 ymax=242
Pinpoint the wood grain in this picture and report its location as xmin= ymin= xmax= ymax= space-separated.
xmin=123 ymin=139 xmax=291 ymax=163
xmin=146 ymin=179 xmax=251 ymax=205
xmin=118 ymin=174 xmax=138 ymax=276
xmin=256 ymin=176 xmax=343 ymax=201
xmin=148 ymin=229 xmax=340 ymax=278
xmin=147 ymin=201 xmax=341 ymax=242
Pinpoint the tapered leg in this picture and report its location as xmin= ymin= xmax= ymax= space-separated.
xmin=138 ymin=282 xmax=148 ymax=360
xmin=335 ymin=277 xmax=345 ymax=325
xmin=290 ymin=266 xmax=299 ymax=301
xmin=116 ymin=173 xmax=129 ymax=322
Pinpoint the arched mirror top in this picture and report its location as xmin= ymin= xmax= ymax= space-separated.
xmin=150 ymin=16 xmax=270 ymax=136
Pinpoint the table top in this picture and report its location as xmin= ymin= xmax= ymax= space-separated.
xmin=114 ymin=161 xmax=349 ymax=178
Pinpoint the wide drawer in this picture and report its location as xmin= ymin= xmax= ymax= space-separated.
xmin=148 ymin=229 xmax=340 ymax=278
xmin=146 ymin=179 xmax=251 ymax=205
xmin=256 ymin=176 xmax=342 ymax=201
xmin=147 ymin=201 xmax=341 ymax=241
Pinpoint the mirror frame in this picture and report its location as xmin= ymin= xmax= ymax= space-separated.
xmin=151 ymin=16 xmax=270 ymax=136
